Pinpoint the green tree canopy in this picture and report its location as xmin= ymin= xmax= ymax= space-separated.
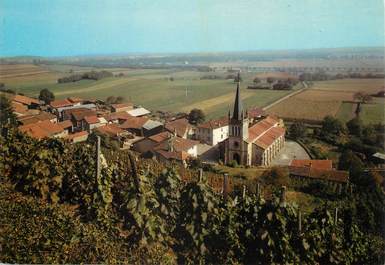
xmin=188 ymin=108 xmax=205 ymax=125
xmin=39 ymin=88 xmax=55 ymax=104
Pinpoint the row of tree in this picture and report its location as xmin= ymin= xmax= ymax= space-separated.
xmin=57 ymin=70 xmax=113 ymax=83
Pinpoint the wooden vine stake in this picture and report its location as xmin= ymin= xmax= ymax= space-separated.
xmin=96 ymin=135 xmax=101 ymax=180
xmin=280 ymin=186 xmax=287 ymax=207
xmin=222 ymin=173 xmax=228 ymax=200
xmin=198 ymin=168 xmax=203 ymax=182
xmin=334 ymin=207 xmax=338 ymax=226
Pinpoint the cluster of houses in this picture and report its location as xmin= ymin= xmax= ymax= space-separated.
xmin=10 ymin=77 xmax=349 ymax=186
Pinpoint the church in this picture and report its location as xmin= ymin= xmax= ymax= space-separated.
xmin=220 ymin=74 xmax=285 ymax=166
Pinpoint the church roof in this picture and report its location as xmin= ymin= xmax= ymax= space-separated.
xmin=247 ymin=116 xmax=284 ymax=149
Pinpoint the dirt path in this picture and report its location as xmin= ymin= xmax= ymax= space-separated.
xmin=263 ymin=86 xmax=307 ymax=111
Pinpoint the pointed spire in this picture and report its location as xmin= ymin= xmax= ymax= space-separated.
xmin=232 ymin=72 xmax=243 ymax=120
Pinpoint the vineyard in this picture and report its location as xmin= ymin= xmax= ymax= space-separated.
xmin=1 ymin=125 xmax=384 ymax=264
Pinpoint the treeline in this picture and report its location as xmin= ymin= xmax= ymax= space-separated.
xmin=0 ymin=126 xmax=384 ymax=264
xmin=248 ymin=78 xmax=298 ymax=90
xmin=299 ymin=71 xmax=385 ymax=81
xmin=57 ymin=70 xmax=113 ymax=83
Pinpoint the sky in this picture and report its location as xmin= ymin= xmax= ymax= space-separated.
xmin=0 ymin=0 xmax=384 ymax=57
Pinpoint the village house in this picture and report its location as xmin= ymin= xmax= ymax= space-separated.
xmin=119 ymin=116 xmax=149 ymax=136
xmin=57 ymin=120 xmax=73 ymax=134
xmin=196 ymin=117 xmax=229 ymax=146
xmin=83 ymin=115 xmax=107 ymax=132
xmin=288 ymin=159 xmax=349 ymax=191
xmin=96 ymin=123 xmax=131 ymax=148
xmin=104 ymin=111 xmax=132 ymax=124
xmin=12 ymin=94 xmax=41 ymax=109
xmin=127 ymin=107 xmax=151 ymax=117
xmin=165 ymin=118 xmax=195 ymax=139
xmin=111 ymin=103 xmax=134 ymax=112
xmin=19 ymin=120 xmax=67 ymax=139
xmin=65 ymin=108 xmax=98 ymax=131
xmin=220 ymin=74 xmax=285 ymax=166
xmin=142 ymin=119 xmax=164 ymax=137
xmin=18 ymin=112 xmax=58 ymax=125
xmin=64 ymin=131 xmax=89 ymax=143
xmin=56 ymin=103 xmax=97 ymax=120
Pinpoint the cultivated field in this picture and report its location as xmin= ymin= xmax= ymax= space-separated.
xmin=0 ymin=64 xmax=293 ymax=118
xmin=267 ymin=78 xmax=384 ymax=124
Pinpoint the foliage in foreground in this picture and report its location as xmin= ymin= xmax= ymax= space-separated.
xmin=0 ymin=127 xmax=384 ymax=264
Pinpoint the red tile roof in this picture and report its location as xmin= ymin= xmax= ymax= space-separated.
xmin=12 ymin=94 xmax=40 ymax=105
xmin=12 ymin=102 xmax=28 ymax=114
xmin=156 ymin=149 xmax=190 ymax=161
xmin=290 ymin=159 xmax=333 ymax=170
xmin=96 ymin=124 xmax=126 ymax=137
xmin=247 ymin=116 xmax=282 ymax=146
xmin=119 ymin=116 xmax=149 ymax=129
xmin=154 ymin=136 xmax=199 ymax=153
xmin=58 ymin=120 xmax=73 ymax=129
xmin=165 ymin=118 xmax=192 ymax=137
xmin=149 ymin=131 xmax=173 ymax=143
xmin=104 ymin=111 xmax=132 ymax=122
xmin=65 ymin=131 xmax=89 ymax=141
xmin=84 ymin=115 xmax=100 ymax=124
xmin=198 ymin=117 xmax=228 ymax=129
xmin=254 ymin=126 xmax=285 ymax=149
xmin=67 ymin=97 xmax=83 ymax=103
xmin=18 ymin=112 xmax=57 ymax=125
xmin=50 ymin=99 xmax=73 ymax=108
xmin=19 ymin=120 xmax=64 ymax=139
xmin=71 ymin=109 xmax=97 ymax=121
xmin=248 ymin=107 xmax=265 ymax=118
xmin=289 ymin=166 xmax=349 ymax=183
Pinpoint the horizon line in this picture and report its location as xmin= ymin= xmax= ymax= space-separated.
xmin=1 ymin=45 xmax=384 ymax=59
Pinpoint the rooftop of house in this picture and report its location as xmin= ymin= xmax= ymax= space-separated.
xmin=289 ymin=166 xmax=349 ymax=183
xmin=248 ymin=107 xmax=265 ymax=118
xmin=96 ymin=124 xmax=126 ymax=137
xmin=57 ymin=120 xmax=73 ymax=129
xmin=290 ymin=159 xmax=333 ymax=170
xmin=67 ymin=97 xmax=84 ymax=104
xmin=119 ymin=116 xmax=149 ymax=129
xmin=149 ymin=131 xmax=173 ymax=143
xmin=18 ymin=111 xmax=57 ymax=125
xmin=84 ymin=115 xmax=100 ymax=124
xmin=155 ymin=149 xmax=190 ymax=161
xmin=127 ymin=107 xmax=151 ymax=117
xmin=19 ymin=120 xmax=64 ymax=139
xmin=142 ymin=119 xmax=163 ymax=130
xmin=198 ymin=117 xmax=228 ymax=129
xmin=65 ymin=131 xmax=89 ymax=141
xmin=71 ymin=109 xmax=98 ymax=121
xmin=12 ymin=94 xmax=40 ymax=105
xmin=12 ymin=102 xmax=28 ymax=115
xmin=165 ymin=118 xmax=192 ymax=137
xmin=154 ymin=136 xmax=199 ymax=153
xmin=104 ymin=111 xmax=132 ymax=122
xmin=50 ymin=99 xmax=73 ymax=108
xmin=57 ymin=104 xmax=97 ymax=113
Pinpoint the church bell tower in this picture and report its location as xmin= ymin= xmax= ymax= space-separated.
xmin=226 ymin=72 xmax=249 ymax=165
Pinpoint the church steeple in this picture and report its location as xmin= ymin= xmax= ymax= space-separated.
xmin=232 ymin=72 xmax=242 ymax=120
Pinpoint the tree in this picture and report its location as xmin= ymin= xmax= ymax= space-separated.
xmin=353 ymin=92 xmax=372 ymax=104
xmin=0 ymin=95 xmax=17 ymax=126
xmin=266 ymin=77 xmax=275 ymax=84
xmin=106 ymin=96 xmax=117 ymax=105
xmin=253 ymin=77 xmax=261 ymax=84
xmin=289 ymin=121 xmax=307 ymax=139
xmin=39 ymin=89 xmax=55 ymax=104
xmin=188 ymin=108 xmax=205 ymax=125
xmin=321 ymin=116 xmax=346 ymax=136
xmin=346 ymin=117 xmax=363 ymax=137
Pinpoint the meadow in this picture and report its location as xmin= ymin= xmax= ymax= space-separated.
xmin=267 ymin=78 xmax=384 ymax=124
xmin=0 ymin=64 xmax=293 ymax=119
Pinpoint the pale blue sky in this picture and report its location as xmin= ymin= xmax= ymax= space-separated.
xmin=1 ymin=0 xmax=384 ymax=57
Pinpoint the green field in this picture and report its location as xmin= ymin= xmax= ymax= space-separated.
xmin=337 ymin=98 xmax=385 ymax=124
xmin=2 ymin=65 xmax=293 ymax=119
